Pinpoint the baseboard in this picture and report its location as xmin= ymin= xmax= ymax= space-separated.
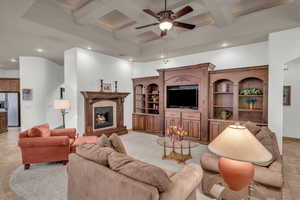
xmin=283 ymin=136 xmax=300 ymax=142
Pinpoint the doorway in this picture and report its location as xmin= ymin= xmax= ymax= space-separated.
xmin=0 ymin=92 xmax=20 ymax=127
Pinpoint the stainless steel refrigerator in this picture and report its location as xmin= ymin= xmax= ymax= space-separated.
xmin=0 ymin=93 xmax=19 ymax=127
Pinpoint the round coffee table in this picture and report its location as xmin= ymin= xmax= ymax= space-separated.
xmin=157 ymin=137 xmax=199 ymax=164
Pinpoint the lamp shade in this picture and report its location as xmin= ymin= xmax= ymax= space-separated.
xmin=208 ymin=125 xmax=272 ymax=163
xmin=54 ymin=99 xmax=70 ymax=110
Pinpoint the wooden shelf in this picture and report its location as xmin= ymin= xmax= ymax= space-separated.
xmin=239 ymin=95 xmax=263 ymax=97
xmin=214 ymin=105 xmax=233 ymax=108
xmin=239 ymin=108 xmax=263 ymax=112
xmin=148 ymin=102 xmax=159 ymax=104
xmin=214 ymin=92 xmax=233 ymax=94
xmin=147 ymin=93 xmax=159 ymax=95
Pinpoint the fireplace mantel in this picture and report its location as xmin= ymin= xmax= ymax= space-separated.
xmin=81 ymin=91 xmax=130 ymax=136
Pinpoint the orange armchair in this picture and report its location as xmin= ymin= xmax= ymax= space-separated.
xmin=18 ymin=124 xmax=77 ymax=170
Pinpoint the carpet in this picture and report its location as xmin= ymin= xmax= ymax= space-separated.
xmin=10 ymin=131 xmax=212 ymax=200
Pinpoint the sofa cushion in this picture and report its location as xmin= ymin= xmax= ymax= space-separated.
xmin=77 ymin=143 xmax=114 ymax=166
xmin=97 ymin=134 xmax=112 ymax=148
xmin=108 ymin=151 xmax=171 ymax=192
xmin=109 ymin=133 xmax=127 ymax=154
xmin=244 ymin=121 xmax=261 ymax=135
xmin=255 ymin=127 xmax=277 ymax=167
xmin=28 ymin=124 xmax=51 ymax=137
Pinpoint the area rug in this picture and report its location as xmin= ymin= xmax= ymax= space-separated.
xmin=10 ymin=131 xmax=212 ymax=200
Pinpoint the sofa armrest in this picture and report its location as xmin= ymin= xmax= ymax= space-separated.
xmin=160 ymin=163 xmax=203 ymax=200
xmin=51 ymin=128 xmax=76 ymax=139
xmin=19 ymin=136 xmax=69 ymax=148
xmin=254 ymin=164 xmax=283 ymax=188
xmin=200 ymin=152 xmax=219 ymax=173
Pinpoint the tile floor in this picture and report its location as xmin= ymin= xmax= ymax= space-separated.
xmin=0 ymin=128 xmax=299 ymax=200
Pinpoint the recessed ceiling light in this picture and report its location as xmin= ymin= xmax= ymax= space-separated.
xmin=10 ymin=58 xmax=17 ymax=63
xmin=87 ymin=46 xmax=92 ymax=50
xmin=221 ymin=43 xmax=229 ymax=47
xmin=36 ymin=48 xmax=44 ymax=53
xmin=160 ymin=55 xmax=165 ymax=59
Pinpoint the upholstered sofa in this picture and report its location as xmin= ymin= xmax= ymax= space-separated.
xmin=200 ymin=122 xmax=283 ymax=200
xmin=18 ymin=123 xmax=76 ymax=169
xmin=67 ymin=134 xmax=203 ymax=200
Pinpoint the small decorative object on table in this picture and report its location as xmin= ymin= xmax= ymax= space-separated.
xmin=244 ymin=98 xmax=257 ymax=110
xmin=157 ymin=126 xmax=198 ymax=164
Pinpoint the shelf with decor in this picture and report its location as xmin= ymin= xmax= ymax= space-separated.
xmin=238 ymin=78 xmax=265 ymax=123
xmin=211 ymin=79 xmax=234 ymax=121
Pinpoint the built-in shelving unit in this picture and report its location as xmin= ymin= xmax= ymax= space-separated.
xmin=132 ymin=76 xmax=161 ymax=134
xmin=209 ymin=65 xmax=268 ymax=142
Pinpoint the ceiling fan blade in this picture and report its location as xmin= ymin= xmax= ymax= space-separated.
xmin=173 ymin=21 xmax=196 ymax=29
xmin=173 ymin=6 xmax=193 ymax=19
xmin=136 ymin=23 xmax=159 ymax=29
xmin=161 ymin=30 xmax=167 ymax=37
xmin=143 ymin=9 xmax=159 ymax=19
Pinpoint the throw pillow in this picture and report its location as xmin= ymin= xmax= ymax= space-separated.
xmin=244 ymin=121 xmax=261 ymax=135
xmin=255 ymin=127 xmax=277 ymax=167
xmin=28 ymin=124 xmax=51 ymax=137
xmin=108 ymin=151 xmax=172 ymax=192
xmin=109 ymin=133 xmax=127 ymax=154
xmin=97 ymin=134 xmax=112 ymax=148
xmin=77 ymin=144 xmax=114 ymax=166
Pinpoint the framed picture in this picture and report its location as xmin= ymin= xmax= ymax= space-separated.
xmin=22 ymin=89 xmax=33 ymax=101
xmin=283 ymin=85 xmax=291 ymax=106
xmin=103 ymin=83 xmax=112 ymax=92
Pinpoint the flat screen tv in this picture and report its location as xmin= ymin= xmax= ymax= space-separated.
xmin=167 ymin=85 xmax=198 ymax=110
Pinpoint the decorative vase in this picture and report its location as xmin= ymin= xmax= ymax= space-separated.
xmin=249 ymin=102 xmax=255 ymax=110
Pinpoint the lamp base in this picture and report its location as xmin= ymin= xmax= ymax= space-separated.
xmin=218 ymin=157 xmax=254 ymax=191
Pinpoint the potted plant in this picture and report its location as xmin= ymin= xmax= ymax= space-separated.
xmin=244 ymin=98 xmax=257 ymax=110
xmin=240 ymin=88 xmax=262 ymax=95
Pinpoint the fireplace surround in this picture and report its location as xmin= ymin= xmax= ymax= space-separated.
xmin=81 ymin=91 xmax=130 ymax=136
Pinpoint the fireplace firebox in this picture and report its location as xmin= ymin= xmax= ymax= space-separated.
xmin=94 ymin=106 xmax=113 ymax=129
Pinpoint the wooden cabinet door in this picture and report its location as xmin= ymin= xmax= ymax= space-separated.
xmin=9 ymin=79 xmax=20 ymax=91
xmin=145 ymin=115 xmax=160 ymax=133
xmin=0 ymin=113 xmax=7 ymax=133
xmin=189 ymin=120 xmax=201 ymax=139
xmin=133 ymin=114 xmax=146 ymax=131
xmin=209 ymin=120 xmax=234 ymax=142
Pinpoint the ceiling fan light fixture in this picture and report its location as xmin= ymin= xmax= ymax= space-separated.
xmin=159 ymin=20 xmax=173 ymax=31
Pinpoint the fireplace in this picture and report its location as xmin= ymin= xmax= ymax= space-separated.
xmin=81 ymin=91 xmax=129 ymax=136
xmin=94 ymin=106 xmax=113 ymax=129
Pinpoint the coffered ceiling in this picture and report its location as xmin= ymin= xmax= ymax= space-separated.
xmin=1 ymin=0 xmax=300 ymax=69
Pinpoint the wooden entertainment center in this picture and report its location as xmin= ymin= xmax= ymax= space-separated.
xmin=132 ymin=64 xmax=268 ymax=144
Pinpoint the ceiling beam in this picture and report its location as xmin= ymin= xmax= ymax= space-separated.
xmin=200 ymin=0 xmax=234 ymax=27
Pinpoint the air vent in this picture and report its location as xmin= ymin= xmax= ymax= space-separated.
xmin=97 ymin=10 xmax=136 ymax=32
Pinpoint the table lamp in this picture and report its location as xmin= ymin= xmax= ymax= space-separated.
xmin=208 ymin=125 xmax=272 ymax=192
xmin=54 ymin=99 xmax=70 ymax=128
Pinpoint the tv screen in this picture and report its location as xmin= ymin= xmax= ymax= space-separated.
xmin=167 ymin=85 xmax=198 ymax=109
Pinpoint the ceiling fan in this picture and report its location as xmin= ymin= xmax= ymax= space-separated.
xmin=136 ymin=0 xmax=196 ymax=37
